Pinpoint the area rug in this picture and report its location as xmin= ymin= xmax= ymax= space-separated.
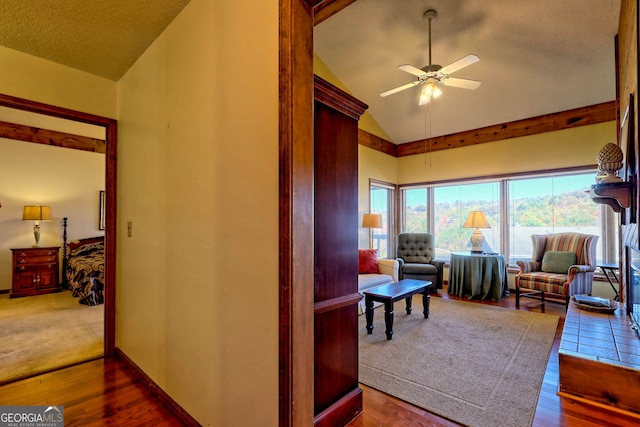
xmin=359 ymin=296 xmax=558 ymax=427
xmin=0 ymin=291 xmax=103 ymax=384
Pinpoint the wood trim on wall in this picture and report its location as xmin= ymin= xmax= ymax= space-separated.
xmin=0 ymin=93 xmax=117 ymax=356
xmin=357 ymin=128 xmax=397 ymax=156
xmin=358 ymin=101 xmax=617 ymax=157
xmin=279 ymin=0 xmax=316 ymax=426
xmin=115 ymin=348 xmax=199 ymax=427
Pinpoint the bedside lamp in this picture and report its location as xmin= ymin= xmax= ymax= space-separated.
xmin=23 ymin=205 xmax=52 ymax=247
xmin=463 ymin=210 xmax=491 ymax=253
xmin=362 ymin=213 xmax=382 ymax=250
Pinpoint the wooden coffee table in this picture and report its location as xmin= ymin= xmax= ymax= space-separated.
xmin=363 ymin=279 xmax=431 ymax=340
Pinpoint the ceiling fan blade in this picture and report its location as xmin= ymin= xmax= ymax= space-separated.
xmin=442 ymin=77 xmax=481 ymax=90
xmin=439 ymin=54 xmax=479 ymax=75
xmin=398 ymin=64 xmax=427 ymax=77
xmin=380 ymin=80 xmax=421 ymax=97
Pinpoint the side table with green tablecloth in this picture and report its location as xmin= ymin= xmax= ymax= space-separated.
xmin=447 ymin=252 xmax=509 ymax=301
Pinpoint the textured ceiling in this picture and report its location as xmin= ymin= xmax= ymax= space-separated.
xmin=0 ymin=0 xmax=190 ymax=81
xmin=314 ymin=0 xmax=621 ymax=144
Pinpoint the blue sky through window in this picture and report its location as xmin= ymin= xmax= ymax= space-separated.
xmin=404 ymin=174 xmax=594 ymax=207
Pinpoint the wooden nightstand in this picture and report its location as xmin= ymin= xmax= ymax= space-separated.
xmin=10 ymin=246 xmax=61 ymax=298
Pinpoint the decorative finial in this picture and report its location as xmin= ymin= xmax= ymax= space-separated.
xmin=597 ymin=142 xmax=624 ymax=183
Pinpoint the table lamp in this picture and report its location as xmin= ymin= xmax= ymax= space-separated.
xmin=23 ymin=205 xmax=52 ymax=247
xmin=463 ymin=210 xmax=490 ymax=253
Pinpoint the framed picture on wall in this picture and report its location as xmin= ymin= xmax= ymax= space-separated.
xmin=99 ymin=190 xmax=106 ymax=230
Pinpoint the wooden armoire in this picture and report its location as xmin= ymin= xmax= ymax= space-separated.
xmin=313 ymin=75 xmax=368 ymax=426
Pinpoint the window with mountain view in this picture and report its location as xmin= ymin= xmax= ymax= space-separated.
xmin=509 ymin=173 xmax=601 ymax=262
xmin=433 ymin=182 xmax=500 ymax=257
xmin=400 ymin=170 xmax=612 ymax=265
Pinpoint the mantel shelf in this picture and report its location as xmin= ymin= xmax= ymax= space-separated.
xmin=590 ymin=182 xmax=632 ymax=212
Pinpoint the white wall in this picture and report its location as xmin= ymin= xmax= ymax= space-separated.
xmin=0 ymin=45 xmax=116 ymax=118
xmin=116 ymin=0 xmax=278 ymax=425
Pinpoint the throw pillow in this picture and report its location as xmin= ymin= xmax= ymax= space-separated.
xmin=358 ymin=249 xmax=380 ymax=274
xmin=541 ymin=251 xmax=577 ymax=274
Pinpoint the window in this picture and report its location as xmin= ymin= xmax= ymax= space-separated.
xmin=433 ymin=182 xmax=500 ymax=258
xmin=508 ymin=173 xmax=603 ymax=263
xmin=400 ymin=169 xmax=615 ymax=265
xmin=370 ymin=180 xmax=395 ymax=258
xmin=404 ymin=188 xmax=428 ymax=232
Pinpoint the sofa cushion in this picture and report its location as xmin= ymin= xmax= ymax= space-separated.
xmin=358 ymin=273 xmax=393 ymax=291
xmin=541 ymin=251 xmax=576 ymax=274
xmin=359 ymin=249 xmax=380 ymax=274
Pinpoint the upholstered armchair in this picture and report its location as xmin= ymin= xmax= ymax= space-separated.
xmin=396 ymin=233 xmax=445 ymax=292
xmin=515 ymin=232 xmax=599 ymax=309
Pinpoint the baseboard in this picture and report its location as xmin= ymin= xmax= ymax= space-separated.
xmin=114 ymin=348 xmax=200 ymax=427
xmin=0 ymin=289 xmax=10 ymax=294
xmin=313 ymin=387 xmax=363 ymax=427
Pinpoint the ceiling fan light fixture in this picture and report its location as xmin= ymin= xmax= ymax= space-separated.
xmin=419 ymin=79 xmax=442 ymax=105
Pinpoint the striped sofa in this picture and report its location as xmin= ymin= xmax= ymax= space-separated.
xmin=515 ymin=232 xmax=599 ymax=309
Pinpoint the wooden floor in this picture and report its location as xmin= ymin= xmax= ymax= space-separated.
xmin=0 ymin=358 xmax=184 ymax=426
xmin=1 ymin=287 xmax=639 ymax=426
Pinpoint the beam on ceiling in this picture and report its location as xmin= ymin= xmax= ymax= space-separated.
xmin=313 ymin=0 xmax=359 ymax=25
xmin=359 ymin=101 xmax=617 ymax=157
xmin=0 ymin=119 xmax=106 ymax=153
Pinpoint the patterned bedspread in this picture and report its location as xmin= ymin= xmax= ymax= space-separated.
xmin=66 ymin=241 xmax=104 ymax=306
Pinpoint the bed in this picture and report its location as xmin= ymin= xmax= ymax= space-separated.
xmin=63 ymin=219 xmax=105 ymax=306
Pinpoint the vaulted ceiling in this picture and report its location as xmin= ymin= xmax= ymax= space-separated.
xmin=0 ymin=0 xmax=190 ymax=81
xmin=314 ymin=0 xmax=621 ymax=144
xmin=0 ymin=0 xmax=621 ymax=147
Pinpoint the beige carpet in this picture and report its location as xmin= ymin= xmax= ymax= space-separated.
xmin=359 ymin=296 xmax=558 ymax=427
xmin=0 ymin=290 xmax=103 ymax=384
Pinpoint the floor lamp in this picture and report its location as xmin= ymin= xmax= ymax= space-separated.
xmin=362 ymin=213 xmax=382 ymax=250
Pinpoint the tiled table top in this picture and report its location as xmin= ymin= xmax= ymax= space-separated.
xmin=560 ymin=301 xmax=640 ymax=369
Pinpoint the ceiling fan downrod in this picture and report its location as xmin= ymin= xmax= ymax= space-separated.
xmin=422 ymin=9 xmax=441 ymax=73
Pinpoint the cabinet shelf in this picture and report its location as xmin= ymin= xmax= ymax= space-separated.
xmin=590 ymin=182 xmax=632 ymax=212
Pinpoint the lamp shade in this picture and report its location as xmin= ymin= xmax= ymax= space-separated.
xmin=23 ymin=205 xmax=52 ymax=222
xmin=362 ymin=213 xmax=382 ymax=229
xmin=463 ymin=211 xmax=490 ymax=229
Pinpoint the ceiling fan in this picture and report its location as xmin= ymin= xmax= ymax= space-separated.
xmin=380 ymin=9 xmax=481 ymax=105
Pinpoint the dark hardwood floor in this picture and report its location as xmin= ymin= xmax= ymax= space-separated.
xmin=348 ymin=286 xmax=640 ymax=427
xmin=1 ymin=286 xmax=639 ymax=426
xmin=0 ymin=357 xmax=184 ymax=426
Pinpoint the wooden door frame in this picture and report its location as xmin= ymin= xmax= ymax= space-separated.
xmin=279 ymin=1 xmax=354 ymax=425
xmin=0 ymin=93 xmax=117 ymax=356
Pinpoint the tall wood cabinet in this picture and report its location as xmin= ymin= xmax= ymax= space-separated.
xmin=10 ymin=246 xmax=61 ymax=298
xmin=313 ymin=75 xmax=367 ymax=426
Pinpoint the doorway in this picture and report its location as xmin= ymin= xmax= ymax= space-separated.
xmin=0 ymin=93 xmax=116 ymax=364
